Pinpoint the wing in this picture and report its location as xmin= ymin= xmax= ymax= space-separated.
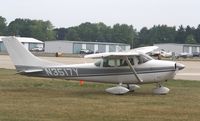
xmin=129 ymin=46 xmax=158 ymax=54
xmin=84 ymin=51 xmax=139 ymax=59
xmin=85 ymin=46 xmax=157 ymax=59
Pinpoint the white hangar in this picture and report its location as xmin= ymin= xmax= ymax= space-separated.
xmin=45 ymin=40 xmax=130 ymax=54
xmin=0 ymin=36 xmax=44 ymax=52
xmin=154 ymin=43 xmax=200 ymax=54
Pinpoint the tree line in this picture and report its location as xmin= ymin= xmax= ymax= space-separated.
xmin=0 ymin=16 xmax=55 ymax=41
xmin=1 ymin=16 xmax=200 ymax=48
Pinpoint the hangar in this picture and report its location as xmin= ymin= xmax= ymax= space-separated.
xmin=154 ymin=43 xmax=200 ymax=54
xmin=0 ymin=36 xmax=44 ymax=52
xmin=45 ymin=40 xmax=130 ymax=54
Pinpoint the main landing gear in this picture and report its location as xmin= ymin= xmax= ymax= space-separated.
xmin=105 ymin=83 xmax=140 ymax=95
xmin=152 ymin=83 xmax=170 ymax=95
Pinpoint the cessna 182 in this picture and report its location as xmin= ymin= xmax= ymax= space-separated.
xmin=2 ymin=37 xmax=185 ymax=95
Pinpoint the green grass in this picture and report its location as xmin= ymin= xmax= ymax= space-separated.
xmin=0 ymin=68 xmax=200 ymax=121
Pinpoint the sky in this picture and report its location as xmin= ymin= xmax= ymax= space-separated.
xmin=0 ymin=0 xmax=200 ymax=30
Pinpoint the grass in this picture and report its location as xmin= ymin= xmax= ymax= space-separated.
xmin=0 ymin=68 xmax=200 ymax=121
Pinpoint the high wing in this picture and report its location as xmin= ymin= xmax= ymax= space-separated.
xmin=129 ymin=46 xmax=158 ymax=53
xmin=84 ymin=51 xmax=139 ymax=59
xmin=84 ymin=46 xmax=158 ymax=59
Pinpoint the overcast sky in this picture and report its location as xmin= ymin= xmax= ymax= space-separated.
xmin=0 ymin=0 xmax=200 ymax=30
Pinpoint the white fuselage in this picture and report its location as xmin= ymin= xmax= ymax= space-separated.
xmin=37 ymin=59 xmax=177 ymax=84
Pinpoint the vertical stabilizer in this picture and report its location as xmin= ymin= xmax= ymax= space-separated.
xmin=2 ymin=37 xmax=64 ymax=71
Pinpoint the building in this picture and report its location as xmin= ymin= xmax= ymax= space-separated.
xmin=45 ymin=40 xmax=130 ymax=54
xmin=154 ymin=43 xmax=200 ymax=54
xmin=0 ymin=36 xmax=44 ymax=52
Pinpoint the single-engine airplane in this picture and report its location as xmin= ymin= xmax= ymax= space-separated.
xmin=151 ymin=49 xmax=172 ymax=58
xmin=2 ymin=37 xmax=185 ymax=95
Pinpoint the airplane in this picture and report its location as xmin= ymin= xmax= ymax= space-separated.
xmin=2 ymin=37 xmax=185 ymax=95
xmin=160 ymin=50 xmax=172 ymax=58
xmin=151 ymin=49 xmax=172 ymax=58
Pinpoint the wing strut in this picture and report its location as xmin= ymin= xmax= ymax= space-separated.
xmin=125 ymin=56 xmax=143 ymax=83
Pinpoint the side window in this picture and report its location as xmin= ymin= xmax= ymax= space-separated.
xmin=108 ymin=59 xmax=115 ymax=67
xmin=103 ymin=59 xmax=121 ymax=67
xmin=119 ymin=58 xmax=134 ymax=67
xmin=95 ymin=60 xmax=102 ymax=67
xmin=116 ymin=59 xmax=121 ymax=67
xmin=120 ymin=59 xmax=127 ymax=66
xmin=103 ymin=59 xmax=115 ymax=67
xmin=103 ymin=59 xmax=109 ymax=67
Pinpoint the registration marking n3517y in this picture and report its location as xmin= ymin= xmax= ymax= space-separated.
xmin=45 ymin=68 xmax=78 ymax=77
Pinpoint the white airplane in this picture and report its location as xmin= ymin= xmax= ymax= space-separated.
xmin=2 ymin=37 xmax=185 ymax=95
xmin=160 ymin=50 xmax=172 ymax=58
xmin=151 ymin=49 xmax=172 ymax=58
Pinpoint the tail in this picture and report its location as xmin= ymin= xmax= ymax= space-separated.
xmin=2 ymin=37 xmax=65 ymax=72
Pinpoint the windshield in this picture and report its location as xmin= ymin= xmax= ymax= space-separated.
xmin=137 ymin=54 xmax=153 ymax=64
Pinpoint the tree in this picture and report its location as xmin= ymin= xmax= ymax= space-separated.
xmin=54 ymin=28 xmax=67 ymax=40
xmin=77 ymin=22 xmax=98 ymax=41
xmin=0 ymin=16 xmax=7 ymax=35
xmin=96 ymin=22 xmax=107 ymax=42
xmin=138 ymin=27 xmax=150 ymax=46
xmin=112 ymin=24 xmax=137 ymax=47
xmin=138 ymin=25 xmax=176 ymax=46
xmin=7 ymin=19 xmax=55 ymax=41
xmin=65 ymin=27 xmax=80 ymax=41
xmin=175 ymin=25 xmax=186 ymax=43
xmin=186 ymin=34 xmax=197 ymax=44
xmin=195 ymin=25 xmax=200 ymax=43
xmin=8 ymin=19 xmax=32 ymax=36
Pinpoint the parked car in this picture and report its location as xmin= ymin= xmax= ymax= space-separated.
xmin=192 ymin=52 xmax=200 ymax=57
xmin=79 ymin=49 xmax=94 ymax=54
xmin=31 ymin=47 xmax=44 ymax=52
xmin=178 ymin=52 xmax=193 ymax=58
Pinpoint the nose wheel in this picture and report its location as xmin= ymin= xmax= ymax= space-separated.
xmin=153 ymin=83 xmax=170 ymax=95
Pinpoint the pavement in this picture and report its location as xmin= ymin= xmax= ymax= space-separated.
xmin=174 ymin=61 xmax=200 ymax=81
xmin=0 ymin=55 xmax=199 ymax=81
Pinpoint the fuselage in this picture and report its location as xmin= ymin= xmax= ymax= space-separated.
xmin=20 ymin=59 xmax=179 ymax=84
